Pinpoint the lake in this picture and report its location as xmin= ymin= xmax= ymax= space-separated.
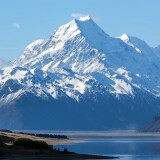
xmin=55 ymin=138 xmax=160 ymax=160
xmin=12 ymin=130 xmax=160 ymax=159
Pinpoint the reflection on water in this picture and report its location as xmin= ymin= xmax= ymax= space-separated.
xmin=55 ymin=138 xmax=160 ymax=160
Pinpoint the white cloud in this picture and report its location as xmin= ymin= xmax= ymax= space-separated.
xmin=71 ymin=13 xmax=101 ymax=21
xmin=71 ymin=13 xmax=88 ymax=19
xmin=13 ymin=23 xmax=21 ymax=29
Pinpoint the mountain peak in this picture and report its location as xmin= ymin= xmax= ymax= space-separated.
xmin=54 ymin=16 xmax=94 ymax=37
xmin=78 ymin=16 xmax=92 ymax=22
xmin=15 ymin=18 xmax=128 ymax=67
xmin=52 ymin=16 xmax=110 ymax=51
xmin=119 ymin=33 xmax=130 ymax=43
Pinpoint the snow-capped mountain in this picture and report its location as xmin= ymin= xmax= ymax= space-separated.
xmin=0 ymin=58 xmax=11 ymax=69
xmin=0 ymin=16 xmax=160 ymax=130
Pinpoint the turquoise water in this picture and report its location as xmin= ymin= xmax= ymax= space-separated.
xmin=55 ymin=138 xmax=160 ymax=160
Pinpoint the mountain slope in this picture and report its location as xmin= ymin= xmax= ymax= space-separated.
xmin=0 ymin=17 xmax=160 ymax=130
xmin=154 ymin=45 xmax=160 ymax=57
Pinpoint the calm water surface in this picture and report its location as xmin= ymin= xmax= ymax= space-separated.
xmin=55 ymin=138 xmax=160 ymax=160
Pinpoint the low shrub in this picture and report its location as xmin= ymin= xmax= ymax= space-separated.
xmin=13 ymin=138 xmax=50 ymax=150
xmin=0 ymin=129 xmax=12 ymax=133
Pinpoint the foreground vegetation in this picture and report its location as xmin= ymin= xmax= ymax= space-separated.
xmin=13 ymin=138 xmax=50 ymax=150
xmin=18 ymin=132 xmax=68 ymax=139
xmin=0 ymin=130 xmax=68 ymax=139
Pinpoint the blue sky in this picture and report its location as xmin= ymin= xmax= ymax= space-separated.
xmin=0 ymin=0 xmax=160 ymax=61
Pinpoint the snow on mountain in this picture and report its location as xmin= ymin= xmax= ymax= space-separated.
xmin=119 ymin=33 xmax=142 ymax=53
xmin=0 ymin=17 xmax=160 ymax=130
xmin=119 ymin=33 xmax=158 ymax=60
xmin=13 ymin=18 xmax=160 ymax=98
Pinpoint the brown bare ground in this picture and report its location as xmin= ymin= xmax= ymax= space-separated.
xmin=0 ymin=131 xmax=72 ymax=145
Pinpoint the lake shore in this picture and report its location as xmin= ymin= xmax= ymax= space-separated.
xmin=53 ymin=131 xmax=160 ymax=139
xmin=0 ymin=131 xmax=118 ymax=159
xmin=0 ymin=131 xmax=72 ymax=145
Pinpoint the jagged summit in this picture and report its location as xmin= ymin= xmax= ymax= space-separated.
xmin=119 ymin=33 xmax=130 ymax=43
xmin=53 ymin=16 xmax=108 ymax=43
xmin=15 ymin=18 xmax=122 ymax=68
xmin=78 ymin=16 xmax=92 ymax=21
xmin=119 ymin=33 xmax=158 ymax=59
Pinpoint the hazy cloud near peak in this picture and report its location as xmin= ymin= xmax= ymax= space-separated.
xmin=71 ymin=13 xmax=101 ymax=21
xmin=13 ymin=23 xmax=21 ymax=29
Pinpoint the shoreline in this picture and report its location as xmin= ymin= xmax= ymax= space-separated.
xmin=53 ymin=131 xmax=160 ymax=139
xmin=4 ymin=131 xmax=160 ymax=145
xmin=12 ymin=130 xmax=160 ymax=139
xmin=0 ymin=131 xmax=73 ymax=145
xmin=1 ymin=130 xmax=160 ymax=159
xmin=3 ymin=131 xmax=160 ymax=146
xmin=0 ymin=131 xmax=118 ymax=159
